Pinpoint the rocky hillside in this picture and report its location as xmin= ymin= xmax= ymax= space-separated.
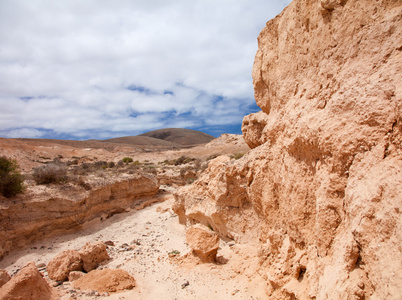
xmin=174 ymin=0 xmax=402 ymax=299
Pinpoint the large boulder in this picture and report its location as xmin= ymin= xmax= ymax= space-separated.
xmin=47 ymin=249 xmax=83 ymax=282
xmin=78 ymin=241 xmax=110 ymax=272
xmin=186 ymin=224 xmax=220 ymax=263
xmin=73 ymin=269 xmax=136 ymax=293
xmin=0 ymin=262 xmax=55 ymax=300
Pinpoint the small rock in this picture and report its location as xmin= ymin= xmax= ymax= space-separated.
xmin=186 ymin=224 xmax=220 ymax=263
xmin=228 ymin=241 xmax=235 ymax=247
xmin=132 ymin=239 xmax=142 ymax=245
xmin=69 ymin=271 xmax=85 ymax=282
xmin=37 ymin=262 xmax=46 ymax=269
xmin=104 ymin=240 xmax=115 ymax=246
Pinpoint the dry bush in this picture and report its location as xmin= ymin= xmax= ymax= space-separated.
xmin=0 ymin=156 xmax=24 ymax=197
xmin=33 ymin=163 xmax=68 ymax=184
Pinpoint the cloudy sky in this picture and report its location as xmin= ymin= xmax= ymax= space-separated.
xmin=0 ymin=0 xmax=291 ymax=140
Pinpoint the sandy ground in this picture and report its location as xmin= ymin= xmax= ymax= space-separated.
xmin=0 ymin=192 xmax=266 ymax=300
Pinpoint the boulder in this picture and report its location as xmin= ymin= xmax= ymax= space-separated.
xmin=78 ymin=241 xmax=110 ymax=272
xmin=186 ymin=224 xmax=220 ymax=263
xmin=0 ymin=269 xmax=11 ymax=288
xmin=73 ymin=269 xmax=136 ymax=293
xmin=0 ymin=262 xmax=54 ymax=300
xmin=47 ymin=249 xmax=82 ymax=282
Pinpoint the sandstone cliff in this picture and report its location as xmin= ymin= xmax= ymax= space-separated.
xmin=0 ymin=175 xmax=159 ymax=259
xmin=174 ymin=0 xmax=402 ymax=299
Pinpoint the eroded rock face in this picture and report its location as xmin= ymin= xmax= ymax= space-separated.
xmin=47 ymin=250 xmax=83 ymax=282
xmin=73 ymin=269 xmax=136 ymax=293
xmin=241 ymin=111 xmax=269 ymax=149
xmin=0 ymin=174 xmax=159 ymax=259
xmin=186 ymin=224 xmax=220 ymax=263
xmin=78 ymin=241 xmax=110 ymax=272
xmin=174 ymin=0 xmax=402 ymax=298
xmin=0 ymin=262 xmax=55 ymax=300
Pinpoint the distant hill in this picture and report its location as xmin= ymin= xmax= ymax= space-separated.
xmin=102 ymin=135 xmax=179 ymax=147
xmin=138 ymin=128 xmax=215 ymax=146
xmin=16 ymin=128 xmax=215 ymax=151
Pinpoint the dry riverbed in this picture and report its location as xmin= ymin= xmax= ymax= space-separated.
xmin=0 ymin=191 xmax=265 ymax=299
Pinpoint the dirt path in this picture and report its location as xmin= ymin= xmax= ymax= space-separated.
xmin=0 ymin=194 xmax=265 ymax=299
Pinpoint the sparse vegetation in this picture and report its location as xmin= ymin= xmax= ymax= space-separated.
xmin=33 ymin=163 xmax=68 ymax=184
xmin=230 ymin=152 xmax=245 ymax=160
xmin=207 ymin=154 xmax=221 ymax=161
xmin=168 ymin=250 xmax=180 ymax=256
xmin=0 ymin=156 xmax=24 ymax=198
xmin=122 ymin=157 xmax=133 ymax=164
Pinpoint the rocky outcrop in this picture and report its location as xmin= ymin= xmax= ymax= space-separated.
xmin=186 ymin=224 xmax=220 ymax=263
xmin=0 ymin=175 xmax=159 ymax=259
xmin=175 ymin=0 xmax=402 ymax=299
xmin=0 ymin=262 xmax=56 ymax=300
xmin=73 ymin=269 xmax=136 ymax=293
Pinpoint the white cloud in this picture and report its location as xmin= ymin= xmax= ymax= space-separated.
xmin=0 ymin=0 xmax=292 ymax=139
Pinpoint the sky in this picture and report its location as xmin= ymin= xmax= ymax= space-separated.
xmin=0 ymin=0 xmax=291 ymax=140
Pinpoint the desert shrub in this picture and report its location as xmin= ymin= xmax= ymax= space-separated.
xmin=193 ymin=159 xmax=201 ymax=170
xmin=108 ymin=161 xmax=115 ymax=168
xmin=33 ymin=163 xmax=68 ymax=184
xmin=77 ymin=178 xmax=92 ymax=190
xmin=174 ymin=156 xmax=195 ymax=166
xmin=116 ymin=160 xmax=125 ymax=168
xmin=230 ymin=152 xmax=246 ymax=160
xmin=206 ymin=154 xmax=220 ymax=161
xmin=143 ymin=165 xmax=157 ymax=175
xmin=67 ymin=159 xmax=79 ymax=166
xmin=0 ymin=156 xmax=24 ymax=198
xmin=122 ymin=157 xmax=133 ymax=164
xmin=93 ymin=161 xmax=108 ymax=169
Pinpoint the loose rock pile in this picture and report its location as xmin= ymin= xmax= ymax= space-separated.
xmin=0 ymin=241 xmax=136 ymax=299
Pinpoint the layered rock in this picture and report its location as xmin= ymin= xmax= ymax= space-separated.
xmin=175 ymin=0 xmax=402 ymax=298
xmin=0 ymin=175 xmax=159 ymax=259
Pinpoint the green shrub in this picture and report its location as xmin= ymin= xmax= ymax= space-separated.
xmin=33 ymin=163 xmax=68 ymax=184
xmin=230 ymin=152 xmax=246 ymax=160
xmin=0 ymin=156 xmax=24 ymax=198
xmin=122 ymin=157 xmax=133 ymax=164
